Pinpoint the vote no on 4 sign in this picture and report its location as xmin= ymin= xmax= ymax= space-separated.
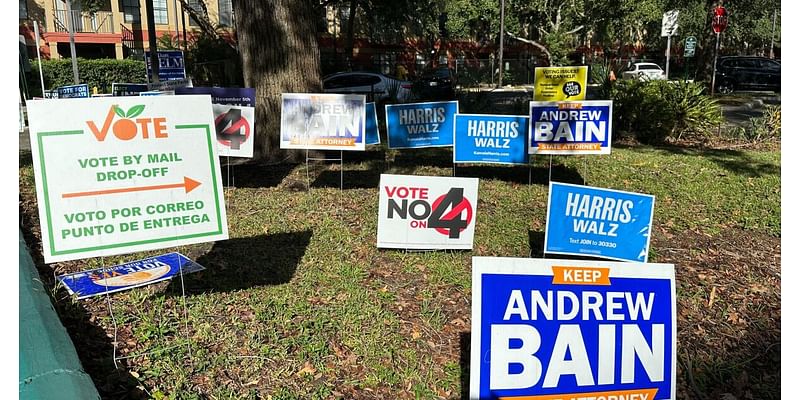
xmin=27 ymin=96 xmax=229 ymax=263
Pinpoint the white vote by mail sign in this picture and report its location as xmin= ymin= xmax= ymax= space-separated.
xmin=377 ymin=174 xmax=479 ymax=250
xmin=27 ymin=96 xmax=229 ymax=263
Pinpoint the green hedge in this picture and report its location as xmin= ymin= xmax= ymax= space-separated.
xmin=26 ymin=58 xmax=146 ymax=97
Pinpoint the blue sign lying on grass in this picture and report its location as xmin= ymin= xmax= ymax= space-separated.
xmin=454 ymin=114 xmax=529 ymax=165
xmin=385 ymin=100 xmax=458 ymax=148
xmin=545 ymin=182 xmax=655 ymax=262
xmin=57 ymin=252 xmax=205 ymax=299
xmin=471 ymin=257 xmax=676 ymax=400
xmin=366 ymin=102 xmax=380 ymax=145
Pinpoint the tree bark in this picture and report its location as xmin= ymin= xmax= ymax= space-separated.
xmin=232 ymin=0 xmax=322 ymax=161
xmin=344 ymin=0 xmax=358 ymax=67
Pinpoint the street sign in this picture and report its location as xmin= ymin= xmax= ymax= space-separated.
xmin=684 ymin=36 xmax=697 ymax=58
xmin=27 ymin=96 xmax=229 ymax=263
xmin=661 ymin=10 xmax=679 ymax=37
xmin=712 ymin=6 xmax=728 ymax=34
xmin=145 ymin=50 xmax=186 ymax=81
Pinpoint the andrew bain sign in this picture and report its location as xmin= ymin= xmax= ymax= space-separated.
xmin=280 ymin=93 xmax=366 ymax=151
xmin=177 ymin=87 xmax=257 ymax=158
xmin=27 ymin=96 xmax=228 ymax=263
xmin=377 ymin=174 xmax=478 ymax=250
xmin=57 ymin=252 xmax=204 ymax=299
xmin=454 ymin=114 xmax=528 ymax=165
xmin=470 ymin=257 xmax=676 ymax=400
xmin=366 ymin=102 xmax=380 ymax=145
xmin=530 ymin=100 xmax=613 ymax=155
xmin=545 ymin=182 xmax=655 ymax=262
xmin=57 ymin=84 xmax=90 ymax=99
xmin=385 ymin=101 xmax=458 ymax=148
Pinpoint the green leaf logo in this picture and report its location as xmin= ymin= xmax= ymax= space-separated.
xmin=126 ymin=105 xmax=145 ymax=118
xmin=113 ymin=105 xmax=126 ymax=118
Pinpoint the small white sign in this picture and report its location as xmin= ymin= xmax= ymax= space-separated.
xmin=377 ymin=174 xmax=479 ymax=250
xmin=661 ymin=10 xmax=679 ymax=37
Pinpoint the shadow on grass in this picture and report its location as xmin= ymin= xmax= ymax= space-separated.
xmin=20 ymin=150 xmax=32 ymax=168
xmin=219 ymin=161 xmax=296 ymax=189
xmin=19 ymin=226 xmax=146 ymax=399
xmin=169 ymin=231 xmax=313 ymax=294
xmin=455 ymin=164 xmax=584 ymax=186
xmin=614 ymin=142 xmax=779 ymax=178
xmin=312 ymin=168 xmax=382 ymax=189
xmin=460 ymin=331 xmax=471 ymax=400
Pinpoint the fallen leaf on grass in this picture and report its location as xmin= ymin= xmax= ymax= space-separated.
xmin=296 ymin=361 xmax=317 ymax=376
xmin=708 ymin=286 xmax=717 ymax=307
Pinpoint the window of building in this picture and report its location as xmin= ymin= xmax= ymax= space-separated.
xmin=186 ymin=0 xmax=202 ymax=27
xmin=122 ymin=0 xmax=140 ymax=23
xmin=154 ymin=0 xmax=168 ymax=24
xmin=218 ymin=0 xmax=232 ymax=26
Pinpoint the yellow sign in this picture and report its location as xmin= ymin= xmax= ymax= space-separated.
xmin=533 ymin=66 xmax=589 ymax=101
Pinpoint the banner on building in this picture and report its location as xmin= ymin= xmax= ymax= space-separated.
xmin=454 ymin=114 xmax=529 ymax=165
xmin=530 ymin=100 xmax=613 ymax=155
xmin=377 ymin=174 xmax=478 ymax=250
xmin=545 ymin=182 xmax=655 ymax=262
xmin=27 ymin=96 xmax=229 ymax=263
xmin=385 ymin=101 xmax=458 ymax=148
xmin=533 ymin=66 xmax=589 ymax=101
xmin=470 ymin=256 xmax=676 ymax=400
xmin=57 ymin=252 xmax=205 ymax=299
xmin=280 ymin=93 xmax=366 ymax=151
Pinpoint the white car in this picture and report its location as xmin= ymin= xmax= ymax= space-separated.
xmin=621 ymin=63 xmax=667 ymax=81
xmin=322 ymin=72 xmax=414 ymax=103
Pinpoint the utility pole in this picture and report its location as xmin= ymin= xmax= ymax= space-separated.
xmin=769 ymin=9 xmax=777 ymax=59
xmin=64 ymin=0 xmax=79 ymax=84
xmin=145 ymin=0 xmax=160 ymax=82
xmin=497 ymin=0 xmax=505 ymax=88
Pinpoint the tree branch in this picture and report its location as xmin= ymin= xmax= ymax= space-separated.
xmin=565 ymin=25 xmax=584 ymax=35
xmin=506 ymin=31 xmax=552 ymax=63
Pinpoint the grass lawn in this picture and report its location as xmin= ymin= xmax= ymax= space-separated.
xmin=19 ymin=143 xmax=780 ymax=399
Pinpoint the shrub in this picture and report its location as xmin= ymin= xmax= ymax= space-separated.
xmin=732 ymin=105 xmax=781 ymax=143
xmin=610 ymin=80 xmax=723 ymax=143
xmin=27 ymin=58 xmax=146 ymax=97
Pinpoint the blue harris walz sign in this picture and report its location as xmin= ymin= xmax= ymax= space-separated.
xmin=471 ymin=257 xmax=676 ymax=400
xmin=530 ymin=100 xmax=613 ymax=155
xmin=57 ymin=84 xmax=90 ymax=99
xmin=454 ymin=114 xmax=529 ymax=165
xmin=385 ymin=100 xmax=458 ymax=148
xmin=57 ymin=252 xmax=205 ymax=299
xmin=545 ymin=182 xmax=655 ymax=262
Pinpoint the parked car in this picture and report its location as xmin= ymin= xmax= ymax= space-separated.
xmin=322 ymin=72 xmax=413 ymax=103
xmin=620 ymin=63 xmax=667 ymax=81
xmin=413 ymin=67 xmax=457 ymax=101
xmin=715 ymin=56 xmax=781 ymax=94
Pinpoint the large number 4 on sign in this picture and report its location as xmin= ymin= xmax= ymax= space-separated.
xmin=429 ymin=188 xmax=473 ymax=238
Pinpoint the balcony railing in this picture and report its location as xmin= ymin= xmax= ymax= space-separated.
xmin=54 ymin=10 xmax=115 ymax=34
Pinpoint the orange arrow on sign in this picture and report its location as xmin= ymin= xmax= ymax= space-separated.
xmin=62 ymin=177 xmax=201 ymax=198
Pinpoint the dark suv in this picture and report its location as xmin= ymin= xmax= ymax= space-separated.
xmin=715 ymin=56 xmax=780 ymax=94
xmin=414 ymin=67 xmax=457 ymax=101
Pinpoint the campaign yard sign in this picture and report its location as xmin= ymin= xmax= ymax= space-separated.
xmin=377 ymin=174 xmax=478 ymax=250
xmin=280 ymin=93 xmax=366 ymax=151
xmin=145 ymin=50 xmax=186 ymax=81
xmin=177 ymin=87 xmax=257 ymax=157
xmin=545 ymin=182 xmax=655 ymax=262
xmin=385 ymin=101 xmax=458 ymax=148
xmin=530 ymin=100 xmax=613 ymax=155
xmin=471 ymin=257 xmax=676 ymax=400
xmin=454 ymin=114 xmax=529 ymax=165
xmin=112 ymin=83 xmax=149 ymax=97
xmin=365 ymin=102 xmax=380 ymax=145
xmin=57 ymin=252 xmax=205 ymax=299
xmin=27 ymin=96 xmax=229 ymax=263
xmin=534 ymin=66 xmax=589 ymax=101
xmin=57 ymin=84 xmax=90 ymax=99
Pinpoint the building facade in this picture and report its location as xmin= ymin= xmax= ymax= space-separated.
xmin=19 ymin=0 xmax=234 ymax=60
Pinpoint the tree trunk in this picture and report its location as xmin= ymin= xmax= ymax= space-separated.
xmin=233 ymin=0 xmax=322 ymax=161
